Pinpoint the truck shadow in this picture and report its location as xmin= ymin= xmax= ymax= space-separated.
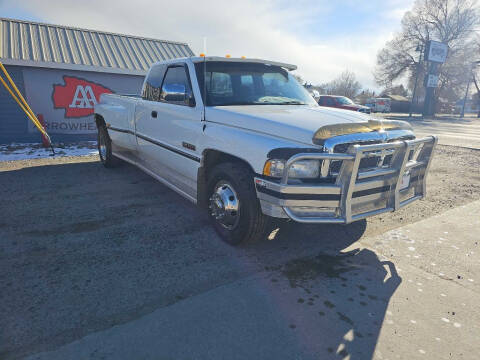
xmin=242 ymin=221 xmax=401 ymax=359
xmin=277 ymin=249 xmax=399 ymax=358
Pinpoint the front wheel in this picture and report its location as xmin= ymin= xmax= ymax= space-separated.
xmin=97 ymin=125 xmax=121 ymax=168
xmin=207 ymin=162 xmax=270 ymax=245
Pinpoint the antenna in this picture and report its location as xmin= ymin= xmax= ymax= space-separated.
xmin=202 ymin=37 xmax=207 ymax=123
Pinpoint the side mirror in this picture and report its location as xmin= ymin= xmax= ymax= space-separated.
xmin=162 ymin=83 xmax=187 ymax=103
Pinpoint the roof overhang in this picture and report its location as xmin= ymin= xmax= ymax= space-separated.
xmin=0 ymin=58 xmax=148 ymax=76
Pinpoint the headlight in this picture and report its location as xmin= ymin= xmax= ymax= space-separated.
xmin=263 ymin=159 xmax=320 ymax=179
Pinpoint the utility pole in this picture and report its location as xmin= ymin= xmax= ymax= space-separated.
xmin=423 ymin=62 xmax=438 ymax=117
xmin=472 ymin=72 xmax=480 ymax=118
xmin=460 ymin=73 xmax=471 ymax=118
xmin=422 ymin=41 xmax=448 ymax=118
xmin=460 ymin=61 xmax=480 ymax=118
xmin=409 ymin=44 xmax=423 ymax=118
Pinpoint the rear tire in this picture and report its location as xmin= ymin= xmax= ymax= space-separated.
xmin=97 ymin=125 xmax=121 ymax=168
xmin=207 ymin=162 xmax=270 ymax=245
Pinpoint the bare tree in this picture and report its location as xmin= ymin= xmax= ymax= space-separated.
xmin=375 ymin=0 xmax=479 ymax=104
xmin=322 ymin=70 xmax=362 ymax=99
xmin=380 ymin=84 xmax=409 ymax=97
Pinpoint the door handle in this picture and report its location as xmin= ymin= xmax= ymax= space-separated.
xmin=151 ymin=111 xmax=157 ymax=118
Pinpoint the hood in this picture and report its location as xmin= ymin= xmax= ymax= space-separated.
xmin=206 ymin=105 xmax=371 ymax=145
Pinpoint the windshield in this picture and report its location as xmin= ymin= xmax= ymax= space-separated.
xmin=336 ymin=96 xmax=355 ymax=105
xmin=195 ymin=61 xmax=317 ymax=106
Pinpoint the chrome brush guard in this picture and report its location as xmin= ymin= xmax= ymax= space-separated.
xmin=255 ymin=136 xmax=437 ymax=223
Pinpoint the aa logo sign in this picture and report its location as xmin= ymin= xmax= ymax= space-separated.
xmin=52 ymin=76 xmax=113 ymax=118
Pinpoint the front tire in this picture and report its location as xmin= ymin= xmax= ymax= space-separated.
xmin=207 ymin=162 xmax=270 ymax=245
xmin=97 ymin=125 xmax=121 ymax=168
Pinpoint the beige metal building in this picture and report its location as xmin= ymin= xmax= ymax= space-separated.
xmin=0 ymin=17 xmax=194 ymax=143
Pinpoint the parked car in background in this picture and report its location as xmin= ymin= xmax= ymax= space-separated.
xmin=318 ymin=95 xmax=371 ymax=114
xmin=366 ymin=98 xmax=391 ymax=113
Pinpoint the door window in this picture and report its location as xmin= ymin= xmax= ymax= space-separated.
xmin=142 ymin=65 xmax=165 ymax=101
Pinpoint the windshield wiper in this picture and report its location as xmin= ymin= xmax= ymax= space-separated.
xmin=214 ymin=102 xmax=258 ymax=106
xmin=275 ymin=101 xmax=306 ymax=105
xmin=213 ymin=101 xmax=307 ymax=106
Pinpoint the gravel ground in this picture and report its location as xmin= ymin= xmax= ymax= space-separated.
xmin=0 ymin=145 xmax=479 ymax=359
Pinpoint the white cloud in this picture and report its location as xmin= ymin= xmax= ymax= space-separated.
xmin=2 ymin=0 xmax=413 ymax=89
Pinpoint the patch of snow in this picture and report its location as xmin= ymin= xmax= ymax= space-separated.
xmin=0 ymin=142 xmax=98 ymax=161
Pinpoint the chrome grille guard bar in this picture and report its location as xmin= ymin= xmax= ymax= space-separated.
xmin=255 ymin=136 xmax=438 ymax=224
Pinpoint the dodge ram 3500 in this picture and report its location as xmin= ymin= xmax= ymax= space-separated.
xmin=94 ymin=56 xmax=437 ymax=245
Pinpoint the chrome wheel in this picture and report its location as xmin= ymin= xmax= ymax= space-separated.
xmin=98 ymin=131 xmax=107 ymax=160
xmin=209 ymin=181 xmax=240 ymax=230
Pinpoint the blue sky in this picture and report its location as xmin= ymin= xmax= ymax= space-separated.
xmin=0 ymin=2 xmax=42 ymax=22
xmin=0 ymin=0 xmax=414 ymax=89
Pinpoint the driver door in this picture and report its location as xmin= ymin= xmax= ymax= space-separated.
xmin=135 ymin=63 xmax=203 ymax=200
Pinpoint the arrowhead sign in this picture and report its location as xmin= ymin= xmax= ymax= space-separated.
xmin=53 ymin=76 xmax=113 ymax=118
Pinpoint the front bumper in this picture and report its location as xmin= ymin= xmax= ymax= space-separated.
xmin=255 ymin=136 xmax=437 ymax=223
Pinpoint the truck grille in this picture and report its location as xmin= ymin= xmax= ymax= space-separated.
xmin=328 ymin=139 xmax=412 ymax=176
xmin=330 ymin=141 xmax=381 ymax=175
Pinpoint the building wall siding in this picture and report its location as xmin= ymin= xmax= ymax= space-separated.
xmin=0 ymin=65 xmax=29 ymax=143
xmin=1 ymin=65 xmax=144 ymax=144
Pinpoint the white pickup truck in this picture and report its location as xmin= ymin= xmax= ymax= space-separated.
xmin=95 ymin=56 xmax=437 ymax=245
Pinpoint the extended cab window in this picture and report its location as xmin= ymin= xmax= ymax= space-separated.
xmin=160 ymin=66 xmax=193 ymax=106
xmin=142 ymin=65 xmax=165 ymax=101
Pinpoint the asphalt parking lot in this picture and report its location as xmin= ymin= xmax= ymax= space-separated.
xmin=1 ymin=144 xmax=479 ymax=359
